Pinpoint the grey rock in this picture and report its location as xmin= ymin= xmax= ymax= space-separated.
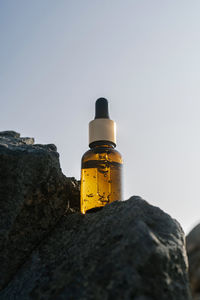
xmin=0 ymin=131 xmax=80 ymax=289
xmin=0 ymin=131 xmax=20 ymax=138
xmin=186 ymin=223 xmax=200 ymax=299
xmin=0 ymin=197 xmax=192 ymax=300
xmin=0 ymin=130 xmax=34 ymax=148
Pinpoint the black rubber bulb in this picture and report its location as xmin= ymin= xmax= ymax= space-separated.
xmin=95 ymin=98 xmax=110 ymax=119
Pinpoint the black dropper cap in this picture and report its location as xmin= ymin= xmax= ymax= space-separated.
xmin=95 ymin=98 xmax=110 ymax=119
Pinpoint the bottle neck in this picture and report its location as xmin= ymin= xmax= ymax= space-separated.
xmin=89 ymin=140 xmax=115 ymax=149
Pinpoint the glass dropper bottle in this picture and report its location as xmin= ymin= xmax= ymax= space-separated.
xmin=80 ymin=98 xmax=123 ymax=214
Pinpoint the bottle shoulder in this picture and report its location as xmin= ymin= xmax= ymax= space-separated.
xmin=81 ymin=147 xmax=123 ymax=164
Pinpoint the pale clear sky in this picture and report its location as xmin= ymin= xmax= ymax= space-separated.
xmin=1 ymin=1 xmax=200 ymax=233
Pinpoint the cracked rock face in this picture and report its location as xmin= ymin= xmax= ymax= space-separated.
xmin=186 ymin=223 xmax=200 ymax=300
xmin=0 ymin=131 xmax=79 ymax=289
xmin=0 ymin=131 xmax=191 ymax=300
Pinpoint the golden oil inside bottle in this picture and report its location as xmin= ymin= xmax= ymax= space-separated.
xmin=81 ymin=144 xmax=123 ymax=214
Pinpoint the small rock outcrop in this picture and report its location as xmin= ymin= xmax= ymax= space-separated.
xmin=0 ymin=131 xmax=79 ymax=289
xmin=0 ymin=131 xmax=192 ymax=299
xmin=186 ymin=223 xmax=200 ymax=299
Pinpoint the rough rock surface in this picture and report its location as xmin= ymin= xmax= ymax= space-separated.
xmin=0 ymin=131 xmax=191 ymax=299
xmin=0 ymin=131 xmax=79 ymax=289
xmin=1 ymin=195 xmax=191 ymax=300
xmin=186 ymin=223 xmax=200 ymax=299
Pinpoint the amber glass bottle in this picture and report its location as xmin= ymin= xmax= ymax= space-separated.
xmin=80 ymin=98 xmax=123 ymax=214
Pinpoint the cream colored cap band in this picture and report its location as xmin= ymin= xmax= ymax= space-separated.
xmin=89 ymin=118 xmax=116 ymax=146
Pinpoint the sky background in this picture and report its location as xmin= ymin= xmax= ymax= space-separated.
xmin=1 ymin=0 xmax=200 ymax=233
